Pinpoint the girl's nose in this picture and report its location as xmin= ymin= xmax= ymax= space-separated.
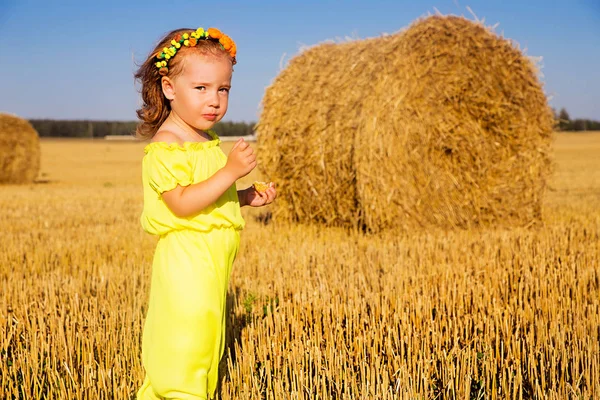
xmin=208 ymin=90 xmax=220 ymax=108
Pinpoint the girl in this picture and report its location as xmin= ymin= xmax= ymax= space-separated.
xmin=134 ymin=27 xmax=276 ymax=399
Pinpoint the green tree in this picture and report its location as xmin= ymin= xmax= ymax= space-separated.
xmin=558 ymin=108 xmax=571 ymax=131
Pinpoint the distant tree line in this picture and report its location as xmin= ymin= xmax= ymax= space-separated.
xmin=29 ymin=109 xmax=598 ymax=137
xmin=554 ymin=108 xmax=600 ymax=132
xmin=28 ymin=119 xmax=256 ymax=138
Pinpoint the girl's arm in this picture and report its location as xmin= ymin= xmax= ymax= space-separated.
xmin=162 ymin=138 xmax=256 ymax=218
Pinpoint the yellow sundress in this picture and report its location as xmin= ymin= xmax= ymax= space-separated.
xmin=137 ymin=130 xmax=244 ymax=400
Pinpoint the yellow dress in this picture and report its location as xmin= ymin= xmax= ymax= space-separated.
xmin=137 ymin=131 xmax=244 ymax=400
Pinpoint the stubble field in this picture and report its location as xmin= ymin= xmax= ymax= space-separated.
xmin=1 ymin=133 xmax=599 ymax=399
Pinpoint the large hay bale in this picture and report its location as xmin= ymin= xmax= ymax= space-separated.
xmin=0 ymin=113 xmax=41 ymax=184
xmin=257 ymin=15 xmax=554 ymax=232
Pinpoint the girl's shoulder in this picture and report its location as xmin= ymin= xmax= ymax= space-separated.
xmin=151 ymin=130 xmax=185 ymax=145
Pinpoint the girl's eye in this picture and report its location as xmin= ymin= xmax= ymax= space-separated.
xmin=195 ymin=86 xmax=206 ymax=91
xmin=219 ymin=87 xmax=230 ymax=93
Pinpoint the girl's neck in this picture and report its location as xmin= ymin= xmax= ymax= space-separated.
xmin=165 ymin=112 xmax=212 ymax=142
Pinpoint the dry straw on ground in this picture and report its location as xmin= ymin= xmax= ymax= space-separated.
xmin=257 ymin=15 xmax=554 ymax=232
xmin=2 ymin=135 xmax=600 ymax=398
xmin=0 ymin=113 xmax=41 ymax=184
xmin=1 ymin=134 xmax=599 ymax=398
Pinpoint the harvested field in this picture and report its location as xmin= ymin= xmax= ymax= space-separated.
xmin=1 ymin=133 xmax=599 ymax=399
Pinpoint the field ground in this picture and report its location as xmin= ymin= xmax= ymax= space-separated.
xmin=1 ymin=132 xmax=599 ymax=399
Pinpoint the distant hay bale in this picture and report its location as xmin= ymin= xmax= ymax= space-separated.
xmin=257 ymin=15 xmax=554 ymax=232
xmin=0 ymin=113 xmax=41 ymax=184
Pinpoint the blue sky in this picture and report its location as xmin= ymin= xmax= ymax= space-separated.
xmin=1 ymin=0 xmax=599 ymax=122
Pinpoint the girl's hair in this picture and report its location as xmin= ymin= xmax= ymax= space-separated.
xmin=134 ymin=28 xmax=234 ymax=139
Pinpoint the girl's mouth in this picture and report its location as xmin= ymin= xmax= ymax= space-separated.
xmin=203 ymin=114 xmax=217 ymax=121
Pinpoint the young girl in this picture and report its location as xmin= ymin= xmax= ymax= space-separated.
xmin=134 ymin=27 xmax=276 ymax=399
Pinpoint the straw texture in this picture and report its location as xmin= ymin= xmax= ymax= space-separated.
xmin=0 ymin=113 xmax=41 ymax=184
xmin=257 ymin=15 xmax=554 ymax=232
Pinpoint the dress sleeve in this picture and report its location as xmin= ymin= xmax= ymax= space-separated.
xmin=144 ymin=146 xmax=193 ymax=195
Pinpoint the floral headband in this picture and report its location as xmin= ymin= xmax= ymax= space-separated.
xmin=155 ymin=27 xmax=237 ymax=75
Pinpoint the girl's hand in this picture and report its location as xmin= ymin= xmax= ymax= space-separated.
xmin=224 ymin=138 xmax=256 ymax=180
xmin=242 ymin=183 xmax=277 ymax=207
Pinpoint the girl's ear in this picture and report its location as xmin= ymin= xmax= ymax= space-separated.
xmin=161 ymin=77 xmax=175 ymax=100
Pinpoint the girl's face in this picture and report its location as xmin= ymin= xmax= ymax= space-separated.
xmin=162 ymin=53 xmax=233 ymax=132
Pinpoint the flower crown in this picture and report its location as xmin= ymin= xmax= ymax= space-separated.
xmin=155 ymin=27 xmax=237 ymax=76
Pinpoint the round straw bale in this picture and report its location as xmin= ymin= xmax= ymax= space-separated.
xmin=257 ymin=15 xmax=554 ymax=232
xmin=0 ymin=113 xmax=41 ymax=184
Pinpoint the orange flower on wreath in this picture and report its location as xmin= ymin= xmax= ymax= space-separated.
xmin=229 ymin=42 xmax=237 ymax=58
xmin=174 ymin=33 xmax=182 ymax=42
xmin=207 ymin=27 xmax=223 ymax=39
xmin=219 ymin=35 xmax=234 ymax=51
xmin=188 ymin=37 xmax=198 ymax=46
